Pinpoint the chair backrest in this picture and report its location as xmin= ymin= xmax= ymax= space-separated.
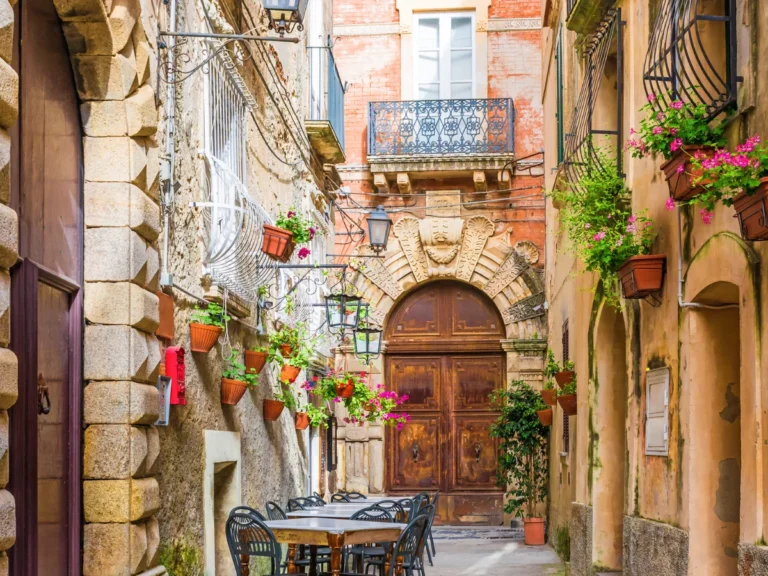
xmin=373 ymin=500 xmax=407 ymax=522
xmin=331 ymin=493 xmax=351 ymax=502
xmin=226 ymin=511 xmax=282 ymax=576
xmin=229 ymin=506 xmax=266 ymax=521
xmin=287 ymin=497 xmax=315 ymax=511
xmin=410 ymin=494 xmax=430 ymax=516
xmin=313 ymin=491 xmax=326 ymax=503
xmin=307 ymin=495 xmax=326 ymax=507
xmin=430 ymin=490 xmax=439 ymax=506
xmin=395 ymin=498 xmax=414 ymax=518
xmin=351 ymin=506 xmax=393 ymax=523
xmin=346 ymin=491 xmax=367 ymax=500
xmin=413 ymin=504 xmax=436 ymax=559
xmin=265 ymin=501 xmax=287 ymax=521
xmin=387 ymin=514 xmax=429 ymax=576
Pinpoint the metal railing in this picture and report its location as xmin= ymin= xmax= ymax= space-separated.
xmin=643 ymin=0 xmax=739 ymax=121
xmin=308 ymin=41 xmax=346 ymax=153
xmin=368 ymin=98 xmax=515 ymax=157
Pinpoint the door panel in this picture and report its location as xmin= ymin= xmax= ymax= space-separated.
xmin=451 ymin=356 xmax=503 ymax=410
xmin=389 ymin=287 xmax=440 ymax=338
xmin=452 ymin=415 xmax=500 ymax=491
xmin=390 ymin=416 xmax=441 ymax=490
xmin=388 ymin=356 xmax=441 ymax=410
xmin=451 ymin=288 xmax=503 ymax=336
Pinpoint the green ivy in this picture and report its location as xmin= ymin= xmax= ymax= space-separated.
xmin=159 ymin=539 xmax=202 ymax=576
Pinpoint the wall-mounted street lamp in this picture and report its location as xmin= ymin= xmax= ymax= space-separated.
xmin=324 ymin=293 xmax=362 ymax=332
xmin=263 ymin=0 xmax=309 ymax=37
xmin=366 ymin=205 xmax=392 ymax=255
xmin=353 ymin=324 xmax=383 ymax=363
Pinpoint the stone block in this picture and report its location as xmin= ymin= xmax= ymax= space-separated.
xmin=83 ymin=479 xmax=130 ymax=522
xmin=130 ymin=477 xmax=159 ymax=521
xmin=0 ymin=60 xmax=16 ymax=131
xmin=130 ymin=426 xmax=147 ymax=477
xmin=83 ymin=523 xmax=130 ymax=576
xmin=0 ymin=552 xmax=7 ymax=576
xmin=133 ymin=22 xmax=150 ymax=84
xmin=0 ymin=349 xmax=15 ymax=412
xmin=131 ymin=285 xmax=160 ymax=333
xmin=739 ymin=543 xmax=768 ymax=576
xmin=623 ymin=515 xmax=689 ymax=576
xmin=126 ymin=84 xmax=156 ymax=137
xmin=72 ymin=54 xmax=134 ymax=101
xmin=0 ymin=205 xmax=17 ymax=269
xmin=145 ymin=516 xmax=160 ymax=567
xmin=130 ymin=521 xmax=148 ymax=573
xmin=84 ymin=227 xmax=147 ymax=282
xmin=143 ymin=244 xmax=159 ymax=292
xmin=145 ymin=425 xmax=159 ymax=475
xmin=0 ymin=2 xmax=11 ymax=77
xmin=85 ymin=182 xmax=130 ymax=227
xmin=52 ymin=0 xmax=108 ymax=22
xmin=84 ymin=381 xmax=160 ymax=425
xmin=569 ymin=502 xmax=592 ymax=576
xmin=0 ymin=491 xmax=14 ymax=552
xmin=130 ymin=186 xmax=160 ymax=241
xmin=85 ymin=282 xmax=159 ymax=333
xmin=80 ymin=101 xmax=127 ymax=136
xmin=130 ymin=137 xmax=147 ymax=190
xmin=117 ymin=35 xmax=138 ymax=95
xmin=84 ymin=325 xmax=149 ymax=381
xmin=108 ymin=0 xmax=138 ymax=52
xmin=62 ymin=19 xmax=115 ymax=55
xmin=144 ymin=138 xmax=159 ymax=202
xmin=0 ymin=272 xmax=9 ymax=347
xmin=84 ymin=424 xmax=131 ymax=479
xmin=83 ymin=136 xmax=131 ymax=181
xmin=0 ymin=130 xmax=9 ymax=205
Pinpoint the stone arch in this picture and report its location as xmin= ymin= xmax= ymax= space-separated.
xmin=681 ymin=232 xmax=762 ymax=570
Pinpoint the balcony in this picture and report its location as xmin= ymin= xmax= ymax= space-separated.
xmin=566 ymin=0 xmax=616 ymax=35
xmin=306 ymin=44 xmax=346 ymax=169
xmin=367 ymin=98 xmax=515 ymax=189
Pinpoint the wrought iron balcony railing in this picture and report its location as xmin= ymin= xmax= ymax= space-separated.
xmin=368 ymin=98 xmax=515 ymax=158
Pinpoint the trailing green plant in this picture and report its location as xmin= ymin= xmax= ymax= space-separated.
xmin=159 ymin=538 xmax=203 ymax=576
xmin=545 ymin=350 xmax=559 ymax=378
xmin=275 ymin=387 xmax=299 ymax=411
xmin=190 ymin=302 xmax=230 ymax=328
xmin=562 ymin=359 xmax=575 ymax=372
xmin=551 ymin=145 xmax=656 ymax=305
xmin=488 ymin=381 xmax=549 ymax=519
xmin=558 ymin=381 xmax=576 ymax=396
xmin=305 ymin=402 xmax=330 ymax=427
xmin=543 ymin=378 xmax=555 ymax=391
xmin=269 ymin=324 xmax=314 ymax=368
xmin=554 ymin=525 xmax=571 ymax=562
xmin=626 ymin=91 xmax=724 ymax=161
xmin=222 ymin=350 xmax=259 ymax=386
xmin=249 ymin=345 xmax=268 ymax=353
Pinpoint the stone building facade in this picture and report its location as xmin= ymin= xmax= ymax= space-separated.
xmin=542 ymin=0 xmax=768 ymax=575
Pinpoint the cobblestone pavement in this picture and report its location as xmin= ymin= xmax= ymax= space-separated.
xmin=429 ymin=527 xmax=564 ymax=576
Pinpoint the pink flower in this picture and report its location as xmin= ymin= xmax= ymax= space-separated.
xmin=629 ymin=127 xmax=637 ymax=135
xmin=298 ymin=247 xmax=311 ymax=259
xmin=676 ymin=164 xmax=685 ymax=174
xmin=700 ymin=209 xmax=714 ymax=225
xmin=671 ymin=100 xmax=684 ymax=110
xmin=670 ymin=138 xmax=683 ymax=152
xmin=665 ymin=198 xmax=676 ymax=211
xmin=648 ymin=93 xmax=657 ymax=102
xmin=652 ymin=126 xmax=663 ymax=135
xmin=702 ymin=158 xmax=718 ymax=170
xmin=657 ymin=112 xmax=666 ymax=122
xmin=592 ymin=231 xmax=606 ymax=241
xmin=615 ymin=237 xmax=623 ymax=247
xmin=626 ymin=223 xmax=637 ymax=234
xmin=669 ymin=128 xmax=678 ymax=136
xmin=730 ymin=154 xmax=750 ymax=168
xmin=308 ymin=227 xmax=317 ymax=240
xmin=286 ymin=211 xmax=296 ymax=218
xmin=628 ymin=215 xmax=638 ymax=224
xmin=584 ymin=223 xmax=591 ymax=229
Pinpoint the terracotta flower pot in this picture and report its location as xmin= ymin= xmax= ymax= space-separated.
xmin=734 ymin=178 xmax=768 ymax=241
xmin=661 ymin=145 xmax=714 ymax=202
xmin=335 ymin=382 xmax=355 ymax=398
xmin=557 ymin=394 xmax=577 ymax=416
xmin=189 ymin=323 xmax=222 ymax=353
xmin=280 ymin=344 xmax=293 ymax=357
xmin=554 ymin=371 xmax=574 ymax=388
xmin=541 ymin=389 xmax=557 ymax=406
xmin=262 ymin=224 xmax=295 ymax=262
xmin=536 ymin=408 xmax=553 ymax=427
xmin=280 ymin=364 xmax=301 ymax=384
xmin=295 ymin=412 xmax=310 ymax=430
xmin=263 ymin=399 xmax=285 ymax=421
xmin=245 ymin=350 xmax=268 ymax=374
xmin=617 ymin=254 xmax=667 ymax=299
xmin=523 ymin=518 xmax=545 ymax=546
xmin=221 ymin=378 xmax=249 ymax=406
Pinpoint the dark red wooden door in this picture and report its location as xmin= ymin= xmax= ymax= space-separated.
xmin=9 ymin=0 xmax=83 ymax=573
xmin=386 ymin=282 xmax=505 ymax=525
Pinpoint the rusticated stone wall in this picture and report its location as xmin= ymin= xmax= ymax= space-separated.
xmin=623 ymin=516 xmax=689 ymax=576
xmin=569 ymin=502 xmax=593 ymax=576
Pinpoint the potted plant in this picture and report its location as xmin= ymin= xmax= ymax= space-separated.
xmin=552 ymin=144 xmax=664 ymax=304
xmin=263 ymin=392 xmax=286 ymax=421
xmin=627 ymin=92 xmax=724 ymax=201
xmin=261 ymin=209 xmax=319 ymax=262
xmin=221 ymin=351 xmax=259 ymax=406
xmin=557 ymin=381 xmax=577 ymax=417
xmin=269 ymin=324 xmax=312 ymax=383
xmin=541 ymin=379 xmax=557 ymax=407
xmin=489 ymin=381 xmax=549 ymax=546
xmin=245 ymin=346 xmax=269 ymax=374
xmin=554 ymin=360 xmax=575 ymax=389
xmin=189 ymin=302 xmax=229 ymax=353
xmin=305 ymin=401 xmax=330 ymax=428
xmin=688 ymin=135 xmax=768 ymax=240
xmin=294 ymin=396 xmax=311 ymax=430
xmin=536 ymin=407 xmax=553 ymax=427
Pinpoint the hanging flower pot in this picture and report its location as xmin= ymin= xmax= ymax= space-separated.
xmin=617 ymin=254 xmax=667 ymax=299
xmin=263 ymin=399 xmax=285 ymax=421
xmin=189 ymin=323 xmax=222 ymax=353
xmin=541 ymin=389 xmax=557 ymax=406
xmin=295 ymin=412 xmax=310 ymax=430
xmin=245 ymin=350 xmax=268 ymax=374
xmin=536 ymin=408 xmax=553 ymax=427
xmin=554 ymin=371 xmax=574 ymax=388
xmin=734 ymin=178 xmax=768 ymax=241
xmin=335 ymin=382 xmax=355 ymax=398
xmin=221 ymin=378 xmax=249 ymax=406
xmin=557 ymin=394 xmax=577 ymax=416
xmin=280 ymin=364 xmax=301 ymax=384
xmin=523 ymin=518 xmax=546 ymax=546
xmin=262 ymin=224 xmax=295 ymax=262
xmin=280 ymin=344 xmax=293 ymax=358
xmin=661 ymin=145 xmax=714 ymax=202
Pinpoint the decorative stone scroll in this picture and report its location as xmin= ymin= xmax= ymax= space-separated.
xmin=456 ymin=216 xmax=495 ymax=282
xmin=502 ymin=292 xmax=546 ymax=324
xmin=514 ymin=241 xmax=540 ymax=265
xmin=351 ymin=246 xmax=403 ymax=300
xmin=484 ymin=250 xmax=529 ymax=298
xmin=393 ymin=217 xmax=429 ymax=282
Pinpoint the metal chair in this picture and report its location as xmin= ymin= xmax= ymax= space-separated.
xmin=313 ymin=491 xmax=327 ymax=503
xmin=364 ymin=513 xmax=430 ymax=576
xmin=346 ymin=507 xmax=393 ymax=574
xmin=371 ymin=500 xmax=406 ymax=523
xmin=346 ymin=491 xmax=367 ymax=500
xmin=226 ymin=510 xmax=282 ymax=576
xmin=428 ymin=491 xmax=439 ymax=558
xmin=229 ymin=506 xmax=267 ymax=521
xmin=288 ymin=497 xmax=317 ymax=511
xmin=394 ymin=498 xmax=414 ymax=519
xmin=308 ymin=495 xmax=327 ymax=507
xmin=265 ymin=501 xmax=287 ymax=521
xmin=331 ymin=492 xmax=351 ymax=502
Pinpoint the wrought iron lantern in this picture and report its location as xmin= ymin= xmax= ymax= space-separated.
xmin=366 ymin=205 xmax=392 ymax=255
xmin=263 ymin=0 xmax=309 ymax=36
xmin=353 ymin=324 xmax=383 ymax=363
xmin=324 ymin=293 xmax=362 ymax=332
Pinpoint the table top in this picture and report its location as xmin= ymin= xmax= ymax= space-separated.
xmin=287 ymin=508 xmax=362 ymax=520
xmin=265 ymin=518 xmax=406 ymax=546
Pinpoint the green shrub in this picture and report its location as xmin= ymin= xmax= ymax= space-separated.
xmin=159 ymin=539 xmax=202 ymax=576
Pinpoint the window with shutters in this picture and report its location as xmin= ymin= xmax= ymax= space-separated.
xmin=562 ymin=319 xmax=570 ymax=454
xmin=645 ymin=367 xmax=670 ymax=456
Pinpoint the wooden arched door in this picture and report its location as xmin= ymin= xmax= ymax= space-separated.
xmin=385 ymin=281 xmax=505 ymax=525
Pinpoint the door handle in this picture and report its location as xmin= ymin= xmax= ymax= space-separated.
xmin=37 ymin=373 xmax=51 ymax=415
xmin=411 ymin=443 xmax=420 ymax=462
xmin=474 ymin=443 xmax=481 ymax=462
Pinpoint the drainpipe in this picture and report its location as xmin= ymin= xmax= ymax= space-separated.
xmin=160 ymin=0 xmax=178 ymax=288
xmin=676 ymin=208 xmax=739 ymax=311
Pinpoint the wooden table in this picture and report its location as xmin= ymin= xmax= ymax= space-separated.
xmin=265 ymin=518 xmax=406 ymax=576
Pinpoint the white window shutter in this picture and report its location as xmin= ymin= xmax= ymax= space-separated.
xmin=645 ymin=367 xmax=670 ymax=456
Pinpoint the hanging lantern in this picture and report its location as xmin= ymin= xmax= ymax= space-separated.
xmin=263 ymin=0 xmax=309 ymax=37
xmin=325 ymin=293 xmax=362 ymax=332
xmin=366 ymin=205 xmax=392 ymax=255
xmin=353 ymin=325 xmax=383 ymax=362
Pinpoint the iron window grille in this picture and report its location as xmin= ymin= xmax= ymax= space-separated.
xmin=562 ymin=9 xmax=624 ymax=182
xmin=643 ymin=0 xmax=740 ymax=121
xmin=367 ymin=98 xmax=515 ymax=157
